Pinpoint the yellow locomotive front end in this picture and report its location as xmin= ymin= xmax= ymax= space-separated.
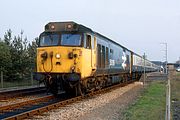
xmin=37 ymin=44 xmax=83 ymax=76
xmin=36 ymin=22 xmax=96 ymax=95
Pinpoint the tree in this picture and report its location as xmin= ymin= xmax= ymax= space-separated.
xmin=27 ymin=37 xmax=38 ymax=71
xmin=4 ymin=29 xmax=12 ymax=46
xmin=1 ymin=29 xmax=38 ymax=82
xmin=0 ymin=41 xmax=12 ymax=70
xmin=0 ymin=41 xmax=12 ymax=80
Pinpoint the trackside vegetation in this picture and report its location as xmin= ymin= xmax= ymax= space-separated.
xmin=0 ymin=29 xmax=37 ymax=87
xmin=123 ymin=81 xmax=166 ymax=120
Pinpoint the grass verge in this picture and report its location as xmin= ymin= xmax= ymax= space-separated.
xmin=123 ymin=81 xmax=166 ymax=120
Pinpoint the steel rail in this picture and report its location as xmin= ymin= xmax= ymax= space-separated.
xmin=0 ymin=95 xmax=54 ymax=112
xmin=0 ymin=87 xmax=46 ymax=100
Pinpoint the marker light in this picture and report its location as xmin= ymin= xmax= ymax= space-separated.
xmin=67 ymin=24 xmax=72 ymax=29
xmin=51 ymin=25 xmax=55 ymax=30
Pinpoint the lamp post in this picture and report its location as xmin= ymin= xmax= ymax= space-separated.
xmin=160 ymin=43 xmax=168 ymax=74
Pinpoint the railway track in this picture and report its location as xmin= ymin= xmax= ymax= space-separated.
xmin=0 ymin=95 xmax=56 ymax=119
xmin=0 ymin=87 xmax=46 ymax=100
xmin=0 ymin=80 xmax=134 ymax=120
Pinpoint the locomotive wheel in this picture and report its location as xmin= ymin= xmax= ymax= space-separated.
xmin=79 ymin=82 xmax=86 ymax=96
xmin=64 ymin=83 xmax=75 ymax=96
xmin=49 ymin=79 xmax=58 ymax=96
xmin=44 ymin=76 xmax=58 ymax=96
xmin=50 ymin=86 xmax=58 ymax=96
xmin=64 ymin=81 xmax=85 ymax=96
xmin=75 ymin=82 xmax=86 ymax=96
xmin=95 ymin=80 xmax=102 ymax=90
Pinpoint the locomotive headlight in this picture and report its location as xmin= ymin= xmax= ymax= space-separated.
xmin=56 ymin=54 xmax=60 ymax=59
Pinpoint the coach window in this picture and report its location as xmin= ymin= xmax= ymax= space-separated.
xmin=102 ymin=45 xmax=105 ymax=68
xmin=106 ymin=47 xmax=109 ymax=67
xmin=86 ymin=35 xmax=91 ymax=49
xmin=110 ymin=49 xmax=113 ymax=59
xmin=97 ymin=44 xmax=101 ymax=68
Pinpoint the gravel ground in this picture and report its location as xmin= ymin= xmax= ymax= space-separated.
xmin=34 ymin=82 xmax=143 ymax=120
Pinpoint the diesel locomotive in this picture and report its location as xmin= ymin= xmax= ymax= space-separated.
xmin=36 ymin=21 xmax=158 ymax=95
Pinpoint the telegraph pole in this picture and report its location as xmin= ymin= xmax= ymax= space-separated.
xmin=161 ymin=43 xmax=170 ymax=120
xmin=143 ymin=53 xmax=146 ymax=86
xmin=165 ymin=43 xmax=168 ymax=74
xmin=161 ymin=43 xmax=168 ymax=74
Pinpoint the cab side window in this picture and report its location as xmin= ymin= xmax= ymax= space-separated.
xmin=86 ymin=35 xmax=91 ymax=49
xmin=91 ymin=37 xmax=94 ymax=49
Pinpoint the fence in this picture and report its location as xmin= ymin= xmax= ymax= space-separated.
xmin=0 ymin=70 xmax=39 ymax=89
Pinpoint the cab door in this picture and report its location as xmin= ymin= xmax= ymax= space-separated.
xmin=91 ymin=36 xmax=96 ymax=70
xmin=86 ymin=34 xmax=96 ymax=70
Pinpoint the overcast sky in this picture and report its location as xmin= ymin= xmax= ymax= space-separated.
xmin=0 ymin=0 xmax=180 ymax=62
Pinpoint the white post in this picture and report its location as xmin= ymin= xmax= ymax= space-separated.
xmin=165 ymin=76 xmax=171 ymax=120
xmin=143 ymin=53 xmax=146 ymax=86
xmin=162 ymin=42 xmax=170 ymax=120
xmin=168 ymin=77 xmax=171 ymax=120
